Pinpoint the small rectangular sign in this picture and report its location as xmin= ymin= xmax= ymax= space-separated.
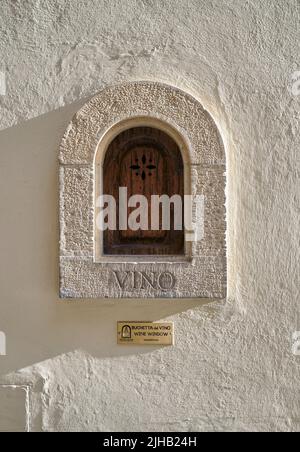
xmin=117 ymin=321 xmax=174 ymax=346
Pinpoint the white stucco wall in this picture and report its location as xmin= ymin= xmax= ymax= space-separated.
xmin=0 ymin=0 xmax=299 ymax=432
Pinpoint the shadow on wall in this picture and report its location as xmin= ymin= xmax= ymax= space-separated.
xmin=0 ymin=100 xmax=222 ymax=377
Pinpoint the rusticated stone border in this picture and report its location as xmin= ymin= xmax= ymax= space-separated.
xmin=59 ymin=81 xmax=227 ymax=299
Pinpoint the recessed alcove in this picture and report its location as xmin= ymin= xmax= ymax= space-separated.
xmin=102 ymin=126 xmax=185 ymax=256
xmin=59 ymin=81 xmax=227 ymax=299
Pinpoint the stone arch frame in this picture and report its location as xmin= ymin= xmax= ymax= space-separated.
xmin=94 ymin=116 xmax=192 ymax=263
xmin=59 ymin=81 xmax=227 ymax=299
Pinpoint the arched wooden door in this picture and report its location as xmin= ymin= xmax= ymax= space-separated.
xmin=103 ymin=127 xmax=184 ymax=255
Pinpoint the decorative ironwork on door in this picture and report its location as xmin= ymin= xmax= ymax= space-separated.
xmin=130 ymin=155 xmax=157 ymax=180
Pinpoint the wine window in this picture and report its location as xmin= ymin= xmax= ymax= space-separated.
xmin=103 ymin=127 xmax=184 ymax=256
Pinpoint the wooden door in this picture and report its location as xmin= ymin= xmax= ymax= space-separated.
xmin=103 ymin=127 xmax=184 ymax=255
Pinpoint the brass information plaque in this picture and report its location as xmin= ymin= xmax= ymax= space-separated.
xmin=117 ymin=321 xmax=174 ymax=346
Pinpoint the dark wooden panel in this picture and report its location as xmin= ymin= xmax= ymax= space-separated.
xmin=103 ymin=127 xmax=184 ymax=255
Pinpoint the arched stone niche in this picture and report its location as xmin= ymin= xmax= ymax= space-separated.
xmin=59 ymin=81 xmax=227 ymax=299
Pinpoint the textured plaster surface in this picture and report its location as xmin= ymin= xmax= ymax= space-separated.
xmin=59 ymin=81 xmax=227 ymax=299
xmin=0 ymin=0 xmax=299 ymax=432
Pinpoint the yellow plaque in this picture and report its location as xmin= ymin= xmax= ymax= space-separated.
xmin=117 ymin=321 xmax=174 ymax=346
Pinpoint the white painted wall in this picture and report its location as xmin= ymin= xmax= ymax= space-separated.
xmin=0 ymin=0 xmax=299 ymax=432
